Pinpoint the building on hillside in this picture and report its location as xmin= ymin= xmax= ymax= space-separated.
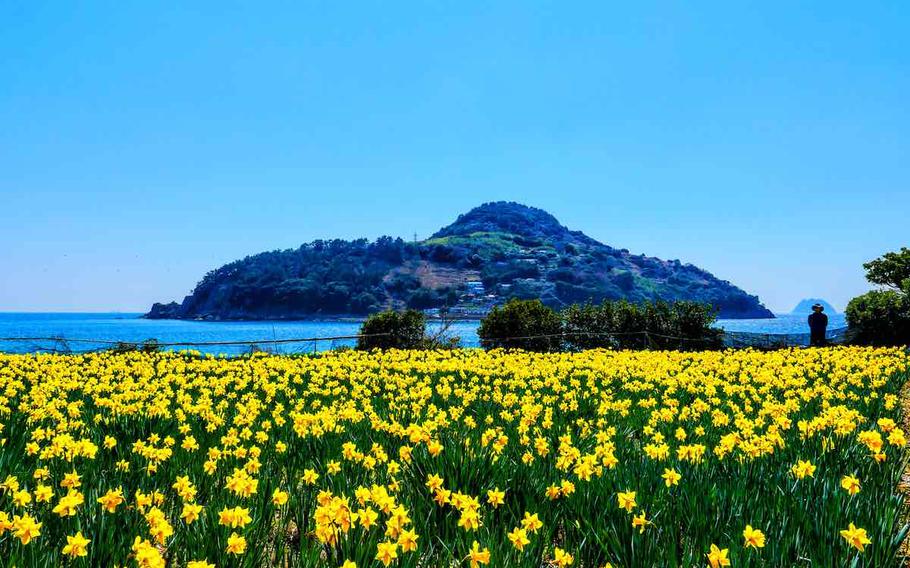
xmin=465 ymin=281 xmax=485 ymax=296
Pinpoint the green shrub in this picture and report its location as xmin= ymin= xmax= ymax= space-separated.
xmin=357 ymin=310 xmax=427 ymax=350
xmin=563 ymin=300 xmax=722 ymax=351
xmin=478 ymin=299 xmax=563 ymax=352
xmin=563 ymin=302 xmax=618 ymax=350
xmin=110 ymin=339 xmax=161 ymax=354
xmin=609 ymin=300 xmax=651 ymax=350
xmin=660 ymin=300 xmax=724 ymax=350
xmin=862 ymin=246 xmax=910 ymax=291
xmin=845 ymin=290 xmax=910 ymax=346
xmin=845 ymin=247 xmax=910 ymax=346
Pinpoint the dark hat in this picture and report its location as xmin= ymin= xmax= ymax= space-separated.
xmin=812 ymin=303 xmax=824 ymax=311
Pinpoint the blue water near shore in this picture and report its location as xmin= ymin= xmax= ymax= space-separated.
xmin=714 ymin=312 xmax=846 ymax=334
xmin=0 ymin=312 xmax=846 ymax=356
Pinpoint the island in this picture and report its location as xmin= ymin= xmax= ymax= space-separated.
xmin=147 ymin=202 xmax=775 ymax=320
xmin=791 ymin=298 xmax=838 ymax=314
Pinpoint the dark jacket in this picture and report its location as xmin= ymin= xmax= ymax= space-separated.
xmin=808 ymin=312 xmax=828 ymax=336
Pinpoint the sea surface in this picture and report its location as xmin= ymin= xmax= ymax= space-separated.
xmin=0 ymin=312 xmax=846 ymax=356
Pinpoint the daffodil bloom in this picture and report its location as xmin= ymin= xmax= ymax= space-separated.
xmin=60 ymin=471 xmax=81 ymax=489
xmin=841 ymin=475 xmax=861 ymax=495
xmin=132 ymin=536 xmax=164 ymax=567
xmin=225 ymin=468 xmax=258 ymax=497
xmin=172 ymin=476 xmax=197 ymax=501
xmin=376 ymin=541 xmax=398 ymax=566
xmin=433 ymin=487 xmax=451 ymax=505
xmin=661 ymin=468 xmax=681 ymax=487
xmin=632 ymin=511 xmax=650 ymax=533
xmin=791 ymin=459 xmax=816 ymax=479
xmin=840 ymin=523 xmax=871 ymax=551
xmin=458 ymin=509 xmax=481 ymax=531
xmin=617 ymin=491 xmax=637 ymax=513
xmin=12 ymin=514 xmax=42 ymax=545
xmin=0 ymin=512 xmax=12 ymax=536
xmin=553 ymin=547 xmax=574 ymax=566
xmin=182 ymin=502 xmax=203 ymax=524
xmin=467 ymin=541 xmax=491 ymax=567
xmin=1 ymin=475 xmax=20 ymax=493
xmin=62 ymin=531 xmax=90 ymax=557
xmin=52 ymin=489 xmax=85 ymax=517
xmin=97 ymin=487 xmax=124 ymax=513
xmin=707 ymin=544 xmax=730 ymax=568
xmin=427 ymin=440 xmax=444 ymax=457
xmin=12 ymin=489 xmax=31 ymax=507
xmin=218 ymin=506 xmax=252 ymax=528
xmin=508 ymin=527 xmax=531 ymax=551
xmin=227 ymin=532 xmax=247 ymax=555
xmin=33 ymin=484 xmax=52 ymax=503
xmin=272 ymin=488 xmax=289 ymax=506
xmin=356 ymin=507 xmax=379 ymax=530
xmin=187 ymin=561 xmax=216 ymax=568
xmin=426 ymin=474 xmax=444 ymax=491
xmin=521 ymin=512 xmax=543 ymax=532
xmin=487 ymin=488 xmax=505 ymax=507
xmin=743 ymin=524 xmax=766 ymax=548
xmin=145 ymin=507 xmax=174 ymax=544
xmin=397 ymin=528 xmax=419 ymax=552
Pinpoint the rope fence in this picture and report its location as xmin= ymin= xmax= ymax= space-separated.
xmin=470 ymin=327 xmax=851 ymax=350
xmin=0 ymin=333 xmax=392 ymax=356
xmin=0 ymin=326 xmax=852 ymax=355
xmin=723 ymin=326 xmax=850 ymax=348
xmin=0 ymin=333 xmax=391 ymax=347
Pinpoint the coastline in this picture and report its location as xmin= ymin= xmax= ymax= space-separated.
xmin=141 ymin=311 xmax=775 ymax=323
xmin=0 ymin=313 xmax=845 ymax=357
xmin=141 ymin=313 xmax=485 ymax=323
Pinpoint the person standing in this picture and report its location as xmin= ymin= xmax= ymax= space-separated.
xmin=808 ymin=303 xmax=828 ymax=346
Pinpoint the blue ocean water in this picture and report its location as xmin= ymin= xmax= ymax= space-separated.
xmin=713 ymin=312 xmax=846 ymax=334
xmin=0 ymin=312 xmax=845 ymax=356
xmin=0 ymin=313 xmax=480 ymax=355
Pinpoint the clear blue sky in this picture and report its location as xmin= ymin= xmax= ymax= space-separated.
xmin=1 ymin=2 xmax=907 ymax=313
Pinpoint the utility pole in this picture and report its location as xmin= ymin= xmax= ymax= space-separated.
xmin=413 ymin=232 xmax=418 ymax=243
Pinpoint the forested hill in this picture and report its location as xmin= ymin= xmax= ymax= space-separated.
xmin=147 ymin=202 xmax=775 ymax=320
